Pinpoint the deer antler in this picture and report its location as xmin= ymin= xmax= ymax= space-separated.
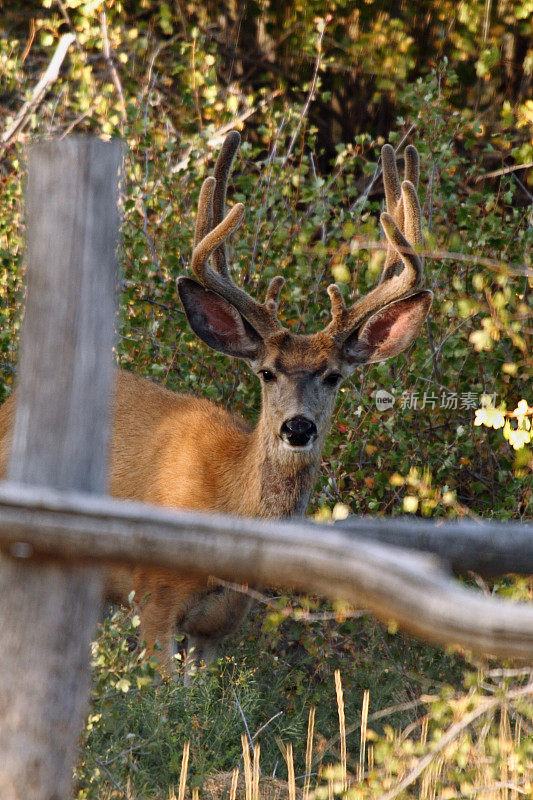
xmin=191 ymin=132 xmax=285 ymax=338
xmin=191 ymin=136 xmax=426 ymax=342
xmin=324 ymin=144 xmax=425 ymax=342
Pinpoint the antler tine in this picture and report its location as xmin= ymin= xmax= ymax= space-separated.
xmin=381 ymin=143 xmax=402 ymax=219
xmin=212 ymin=130 xmax=241 ymax=277
xmin=323 ymin=143 xmax=424 ymax=342
xmin=191 ymin=194 xmax=246 ymax=280
xmin=194 ymin=177 xmax=215 ymax=247
xmin=327 ymin=284 xmax=347 ymax=322
xmin=404 ymin=144 xmax=419 ymax=189
xmin=381 ymin=143 xmax=405 ymax=281
xmin=264 ymin=276 xmax=285 ymax=313
xmin=380 ymin=211 xmax=422 ymax=283
xmin=401 ymin=179 xmax=423 ymax=255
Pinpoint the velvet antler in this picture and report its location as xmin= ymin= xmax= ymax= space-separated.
xmin=190 ymin=132 xmax=285 ymax=338
xmin=324 ymin=143 xmax=426 ymax=341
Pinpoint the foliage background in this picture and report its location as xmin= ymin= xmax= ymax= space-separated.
xmin=0 ymin=1 xmax=532 ymax=798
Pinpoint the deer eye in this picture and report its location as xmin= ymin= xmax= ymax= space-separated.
xmin=324 ymin=372 xmax=342 ymax=388
xmin=259 ymin=369 xmax=277 ymax=383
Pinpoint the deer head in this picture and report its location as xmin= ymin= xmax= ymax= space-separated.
xmin=178 ymin=132 xmax=432 ymax=457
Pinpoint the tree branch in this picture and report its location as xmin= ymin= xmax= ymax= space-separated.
xmin=1 ymin=33 xmax=75 ymax=147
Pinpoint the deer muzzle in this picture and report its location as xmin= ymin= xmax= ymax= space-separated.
xmin=280 ymin=416 xmax=318 ymax=448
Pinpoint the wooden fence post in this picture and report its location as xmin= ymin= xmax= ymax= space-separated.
xmin=0 ymin=137 xmax=120 ymax=800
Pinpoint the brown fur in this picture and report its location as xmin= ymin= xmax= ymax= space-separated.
xmin=102 ymin=346 xmax=340 ymax=669
xmin=0 ymin=353 xmax=331 ymax=672
xmin=0 ymin=138 xmax=432 ymax=677
xmin=0 ymin=307 xmax=430 ymax=676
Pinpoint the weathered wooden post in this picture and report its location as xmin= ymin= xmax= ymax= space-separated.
xmin=0 ymin=137 xmax=120 ymax=800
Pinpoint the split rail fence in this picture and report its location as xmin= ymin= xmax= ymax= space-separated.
xmin=0 ymin=137 xmax=531 ymax=800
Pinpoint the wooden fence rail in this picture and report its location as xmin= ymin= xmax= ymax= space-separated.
xmin=335 ymin=515 xmax=533 ymax=576
xmin=0 ymin=482 xmax=533 ymax=662
xmin=0 ymin=135 xmax=531 ymax=800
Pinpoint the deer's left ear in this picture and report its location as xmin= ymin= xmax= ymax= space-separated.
xmin=342 ymin=290 xmax=433 ymax=365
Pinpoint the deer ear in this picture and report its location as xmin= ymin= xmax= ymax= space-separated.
xmin=178 ymin=277 xmax=263 ymax=360
xmin=343 ymin=290 xmax=433 ymax=365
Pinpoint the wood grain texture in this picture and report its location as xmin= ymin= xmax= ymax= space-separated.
xmin=0 ymin=482 xmax=532 ymax=660
xmin=0 ymin=137 xmax=120 ymax=800
xmin=334 ymin=515 xmax=533 ymax=577
xmin=8 ymin=138 xmax=118 ymax=492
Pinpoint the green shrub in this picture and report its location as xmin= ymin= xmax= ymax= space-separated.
xmin=0 ymin=3 xmax=531 ymax=797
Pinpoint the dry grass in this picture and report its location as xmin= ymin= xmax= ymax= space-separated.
xmin=103 ymin=672 xmax=532 ymax=800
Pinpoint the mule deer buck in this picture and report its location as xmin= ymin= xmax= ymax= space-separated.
xmin=0 ymin=132 xmax=432 ymax=677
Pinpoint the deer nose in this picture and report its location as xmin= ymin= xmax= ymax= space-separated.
xmin=280 ymin=416 xmax=317 ymax=447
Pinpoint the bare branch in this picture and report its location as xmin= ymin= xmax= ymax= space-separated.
xmin=282 ymin=19 xmax=329 ymax=167
xmin=1 ymin=33 xmax=75 ymax=147
xmin=100 ymin=11 xmax=127 ymax=123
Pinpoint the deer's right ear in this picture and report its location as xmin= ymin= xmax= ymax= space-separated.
xmin=178 ymin=277 xmax=264 ymax=360
xmin=341 ymin=290 xmax=433 ymax=365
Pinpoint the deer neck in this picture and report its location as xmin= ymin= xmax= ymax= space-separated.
xmin=237 ymin=413 xmax=322 ymax=520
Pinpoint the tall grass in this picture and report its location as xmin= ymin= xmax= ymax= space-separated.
xmin=101 ymin=667 xmax=532 ymax=800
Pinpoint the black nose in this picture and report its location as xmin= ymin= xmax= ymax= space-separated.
xmin=280 ymin=416 xmax=317 ymax=447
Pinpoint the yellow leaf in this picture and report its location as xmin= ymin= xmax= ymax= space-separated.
xmin=503 ymin=421 xmax=532 ymax=450
xmin=474 ymin=406 xmax=505 ymax=429
xmin=469 ymin=329 xmax=493 ymax=352
xmin=332 ymin=264 xmax=351 ymax=283
xmin=403 ymin=495 xmax=418 ymax=513
xmin=389 ymin=473 xmax=405 ymax=487
xmin=332 ymin=503 xmax=350 ymax=521
xmin=502 ymin=362 xmax=518 ymax=376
